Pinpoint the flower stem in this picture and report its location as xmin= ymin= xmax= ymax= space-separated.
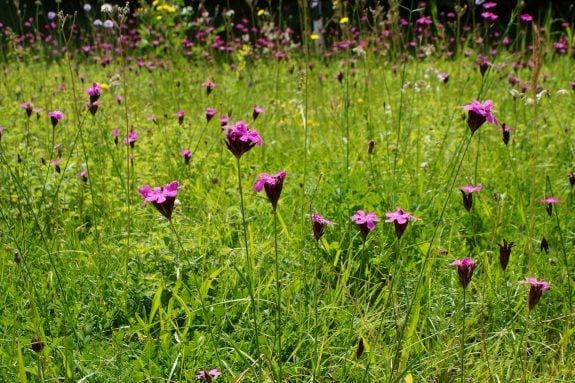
xmin=236 ymin=157 xmax=260 ymax=355
xmin=273 ymin=209 xmax=282 ymax=381
xmin=461 ymin=288 xmax=466 ymax=383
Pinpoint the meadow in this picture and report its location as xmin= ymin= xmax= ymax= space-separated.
xmin=1 ymin=1 xmax=575 ymax=382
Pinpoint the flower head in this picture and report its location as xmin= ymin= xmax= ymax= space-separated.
xmin=20 ymin=102 xmax=34 ymax=118
xmin=501 ymin=123 xmax=514 ymax=146
xmin=176 ymin=111 xmax=185 ymax=125
xmin=180 ymin=149 xmax=192 ymax=164
xmin=123 ymin=130 xmax=138 ymax=148
xmin=85 ymin=82 xmax=101 ymax=102
xmin=311 ymin=213 xmax=336 ymax=241
xmin=568 ymin=172 xmax=575 ymax=187
xmin=205 ymin=107 xmax=217 ymax=123
xmin=384 ymin=207 xmax=420 ymax=240
xmin=460 ymin=184 xmax=482 ymax=212
xmin=351 ymin=210 xmax=379 ymax=240
xmin=86 ymin=100 xmax=101 ymax=115
xmin=253 ymin=170 xmax=286 ymax=210
xmin=538 ymin=196 xmax=560 ymax=217
xmin=498 ymin=240 xmax=513 ymax=271
xmin=463 ymin=100 xmax=497 ymax=133
xmin=252 ymin=105 xmax=264 ymax=121
xmin=138 ymin=180 xmax=180 ymax=220
xmin=196 ymin=368 xmax=221 ymax=381
xmin=202 ymin=81 xmax=216 ymax=95
xmin=224 ymin=121 xmax=262 ymax=159
xmin=521 ymin=277 xmax=550 ymax=311
xmin=450 ymin=258 xmax=477 ymax=289
xmin=48 ymin=110 xmax=65 ymax=128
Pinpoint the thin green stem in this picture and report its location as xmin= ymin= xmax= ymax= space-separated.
xmin=461 ymin=288 xmax=466 ymax=383
xmin=273 ymin=209 xmax=282 ymax=381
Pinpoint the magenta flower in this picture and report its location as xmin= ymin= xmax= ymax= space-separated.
xmin=196 ymin=368 xmax=221 ymax=381
xmin=498 ymin=240 xmax=514 ymax=271
xmin=450 ymin=258 xmax=476 ymax=289
xmin=568 ymin=172 xmax=575 ymax=187
xmin=219 ymin=114 xmax=230 ymax=126
xmin=481 ymin=12 xmax=498 ymax=22
xmin=20 ymin=102 xmax=34 ymax=118
xmin=351 ymin=210 xmax=379 ymax=240
xmin=112 ymin=128 xmax=120 ymax=145
xmin=202 ymin=81 xmax=216 ymax=95
xmin=176 ymin=111 xmax=185 ymax=125
xmin=48 ymin=110 xmax=65 ymax=128
xmin=463 ymin=100 xmax=497 ymax=133
xmin=180 ymin=149 xmax=193 ymax=164
xmin=85 ymin=82 xmax=101 ymax=102
xmin=224 ymin=121 xmax=262 ymax=159
xmin=521 ymin=277 xmax=550 ymax=311
xmin=519 ymin=14 xmax=533 ymax=23
xmin=205 ymin=107 xmax=217 ymax=123
xmin=86 ymin=100 xmax=100 ymax=115
xmin=79 ymin=169 xmax=88 ymax=183
xmin=50 ymin=158 xmax=62 ymax=173
xmin=115 ymin=95 xmax=124 ymax=104
xmin=437 ymin=72 xmax=449 ymax=84
xmin=460 ymin=184 xmax=482 ymax=212
xmin=138 ymin=180 xmax=180 ymax=220
xmin=123 ymin=130 xmax=138 ymax=148
xmin=253 ymin=170 xmax=286 ymax=211
xmin=538 ymin=196 xmax=560 ymax=217
xmin=385 ymin=207 xmax=420 ymax=240
xmin=311 ymin=212 xmax=336 ymax=241
xmin=478 ymin=56 xmax=492 ymax=77
xmin=252 ymin=105 xmax=264 ymax=121
xmin=501 ymin=123 xmax=514 ymax=146
xmin=482 ymin=2 xmax=497 ymax=9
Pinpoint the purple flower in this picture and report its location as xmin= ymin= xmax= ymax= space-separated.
xmin=311 ymin=212 xmax=336 ymax=241
xmin=351 ymin=210 xmax=379 ymax=240
xmin=482 ymin=2 xmax=497 ymax=9
xmin=450 ymin=258 xmax=476 ymax=289
xmin=415 ymin=16 xmax=433 ymax=25
xmin=253 ymin=170 xmax=286 ymax=211
xmin=79 ymin=169 xmax=89 ymax=183
xmin=48 ymin=110 xmax=65 ymax=128
xmin=47 ymin=11 xmax=57 ymax=20
xmin=115 ymin=95 xmax=124 ymax=104
xmin=205 ymin=107 xmax=217 ymax=123
xmin=460 ymin=184 xmax=482 ymax=212
xmin=103 ymin=19 xmax=114 ymax=29
xmin=519 ymin=14 xmax=533 ymax=23
xmin=138 ymin=180 xmax=181 ymax=220
xmin=219 ymin=114 xmax=230 ymax=126
xmin=176 ymin=111 xmax=185 ymax=125
xmin=20 ymin=102 xmax=34 ymax=118
xmin=86 ymin=100 xmax=101 ymax=115
xmin=568 ymin=172 xmax=575 ymax=187
xmin=463 ymin=100 xmax=497 ymax=133
xmin=112 ymin=128 xmax=120 ymax=145
xmin=538 ymin=196 xmax=560 ymax=217
xmin=384 ymin=207 xmax=420 ymax=240
xmin=123 ymin=130 xmax=138 ymax=148
xmin=224 ymin=121 xmax=262 ymax=159
xmin=521 ymin=277 xmax=550 ymax=311
xmin=196 ymin=368 xmax=221 ymax=381
xmin=501 ymin=123 xmax=514 ymax=146
xmin=478 ymin=56 xmax=492 ymax=77
xmin=85 ymin=82 xmax=101 ymax=102
xmin=180 ymin=149 xmax=192 ymax=164
xmin=252 ymin=105 xmax=264 ymax=121
xmin=202 ymin=81 xmax=216 ymax=95
xmin=498 ymin=240 xmax=513 ymax=271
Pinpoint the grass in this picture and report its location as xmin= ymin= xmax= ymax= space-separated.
xmin=1 ymin=11 xmax=575 ymax=382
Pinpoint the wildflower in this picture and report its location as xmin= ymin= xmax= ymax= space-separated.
xmin=519 ymin=14 xmax=533 ymax=23
xmin=79 ymin=169 xmax=88 ymax=183
xmin=478 ymin=56 xmax=491 ymax=77
xmin=252 ymin=105 xmax=264 ymax=121
xmin=205 ymin=107 xmax=217 ymax=123
xmin=138 ymin=180 xmax=180 ymax=220
xmin=538 ymin=196 xmax=560 ymax=217
xmin=460 ymin=184 xmax=482 ymax=212
xmin=48 ymin=110 xmax=65 ymax=128
xmin=86 ymin=101 xmax=100 ymax=115
xmin=202 ymin=81 xmax=216 ymax=95
xmin=463 ymin=100 xmax=497 ymax=133
xmin=176 ymin=111 xmax=185 ymax=125
xmin=83 ymin=3 xmax=92 ymax=12
xmin=253 ymin=170 xmax=286 ymax=211
xmin=335 ymin=71 xmax=344 ymax=83
xmin=224 ymin=121 xmax=262 ymax=159
xmin=351 ymin=210 xmax=379 ymax=240
xmin=481 ymin=12 xmax=498 ymax=22
xmin=450 ymin=258 xmax=476 ymax=289
xmin=501 ymin=123 xmax=514 ymax=146
xmin=103 ymin=19 xmax=114 ymax=29
xmin=0 ymin=126 xmax=4 ymax=141
xmin=540 ymin=236 xmax=549 ymax=253
xmin=498 ymin=240 xmax=513 ymax=271
xmin=568 ymin=172 xmax=575 ymax=187
xmin=521 ymin=277 xmax=550 ymax=311
xmin=219 ymin=114 xmax=230 ymax=127
xmin=20 ymin=102 xmax=34 ymax=118
xmin=339 ymin=17 xmax=349 ymax=24
xmin=112 ymin=128 xmax=120 ymax=145
xmin=47 ymin=11 xmax=57 ymax=20
xmin=196 ymin=368 xmax=221 ymax=382
xmin=311 ymin=212 xmax=336 ymax=241
xmin=115 ymin=95 xmax=124 ymax=104
xmin=180 ymin=149 xmax=192 ymax=164
xmin=384 ymin=207 xmax=420 ymax=240
xmin=123 ymin=130 xmax=138 ymax=148
xmin=50 ymin=158 xmax=61 ymax=173
xmin=437 ymin=72 xmax=449 ymax=84
xmin=85 ymin=82 xmax=101 ymax=102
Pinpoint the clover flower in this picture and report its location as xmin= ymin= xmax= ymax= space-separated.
xmin=463 ymin=100 xmax=497 ymax=133
xmin=450 ymin=258 xmax=476 ymax=289
xmin=138 ymin=180 xmax=181 ymax=220
xmin=253 ymin=170 xmax=286 ymax=211
xmin=385 ymin=207 xmax=420 ymax=240
xmin=224 ymin=121 xmax=262 ymax=159
xmin=351 ymin=210 xmax=379 ymax=240
xmin=521 ymin=277 xmax=550 ymax=311
xmin=460 ymin=184 xmax=482 ymax=212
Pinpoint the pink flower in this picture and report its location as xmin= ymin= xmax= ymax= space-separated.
xmin=538 ymin=196 xmax=560 ymax=217
xmin=180 ymin=149 xmax=192 ymax=164
xmin=463 ymin=100 xmax=497 ymax=133
xmin=48 ymin=110 xmax=65 ymax=128
xmin=351 ymin=210 xmax=379 ymax=240
xmin=520 ymin=277 xmax=550 ymax=311
xmin=138 ymin=180 xmax=181 ymax=220
xmin=224 ymin=121 xmax=262 ymax=159
xmin=85 ymin=82 xmax=101 ymax=102
xmin=219 ymin=114 xmax=230 ymax=126
xmin=482 ymin=2 xmax=497 ymax=9
xmin=415 ymin=16 xmax=432 ymax=25
xmin=20 ymin=102 xmax=34 ymax=118
xmin=253 ymin=170 xmax=286 ymax=210
xmin=176 ymin=111 xmax=185 ymax=125
xmin=460 ymin=184 xmax=482 ymax=212
xmin=450 ymin=258 xmax=476 ymax=289
xmin=196 ymin=368 xmax=221 ymax=381
xmin=86 ymin=100 xmax=100 ymax=115
xmin=252 ymin=105 xmax=264 ymax=121
xmin=519 ymin=14 xmax=533 ymax=23
xmin=311 ymin=213 xmax=336 ymax=241
xmin=385 ymin=207 xmax=420 ymax=239
xmin=481 ymin=12 xmax=498 ymax=22
xmin=202 ymin=81 xmax=216 ymax=95
xmin=205 ymin=107 xmax=217 ymax=123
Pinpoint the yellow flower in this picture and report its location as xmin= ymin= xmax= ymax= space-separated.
xmin=339 ymin=17 xmax=349 ymax=24
xmin=156 ymin=15 xmax=162 ymax=20
xmin=257 ymin=9 xmax=265 ymax=16
xmin=100 ymin=83 xmax=109 ymax=90
xmin=152 ymin=0 xmax=159 ymax=6
xmin=310 ymin=33 xmax=319 ymax=40
xmin=157 ymin=4 xmax=176 ymax=13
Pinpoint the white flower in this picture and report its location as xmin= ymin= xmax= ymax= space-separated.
xmin=101 ymin=3 xmax=113 ymax=14
xmin=83 ymin=3 xmax=92 ymax=12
